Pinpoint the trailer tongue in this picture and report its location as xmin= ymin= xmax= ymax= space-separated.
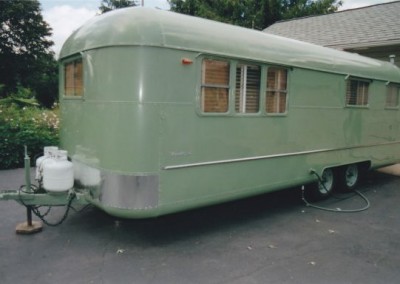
xmin=0 ymin=147 xmax=89 ymax=234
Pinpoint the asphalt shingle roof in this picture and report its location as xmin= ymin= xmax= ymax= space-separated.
xmin=264 ymin=1 xmax=400 ymax=49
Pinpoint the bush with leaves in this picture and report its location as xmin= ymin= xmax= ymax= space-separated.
xmin=0 ymin=100 xmax=59 ymax=169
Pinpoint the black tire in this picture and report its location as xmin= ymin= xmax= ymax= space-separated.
xmin=338 ymin=164 xmax=360 ymax=192
xmin=309 ymin=168 xmax=336 ymax=200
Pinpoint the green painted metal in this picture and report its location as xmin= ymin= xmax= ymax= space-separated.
xmin=60 ymin=7 xmax=400 ymax=83
xmin=0 ymin=190 xmax=88 ymax=207
xmin=54 ymin=8 xmax=400 ymax=218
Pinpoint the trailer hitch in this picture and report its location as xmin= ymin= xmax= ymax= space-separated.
xmin=0 ymin=146 xmax=88 ymax=234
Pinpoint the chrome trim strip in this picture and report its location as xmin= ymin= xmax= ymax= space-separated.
xmin=163 ymin=141 xmax=400 ymax=170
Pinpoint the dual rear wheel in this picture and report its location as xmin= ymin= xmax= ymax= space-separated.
xmin=310 ymin=164 xmax=361 ymax=200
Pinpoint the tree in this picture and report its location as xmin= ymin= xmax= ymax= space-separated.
xmin=30 ymin=55 xmax=59 ymax=108
xmin=99 ymin=0 xmax=139 ymax=14
xmin=0 ymin=0 xmax=58 ymax=107
xmin=168 ymin=0 xmax=342 ymax=30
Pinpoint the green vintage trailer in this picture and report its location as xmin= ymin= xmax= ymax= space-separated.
xmin=2 ymin=7 xmax=400 ymax=222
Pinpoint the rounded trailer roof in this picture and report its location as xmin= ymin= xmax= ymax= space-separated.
xmin=60 ymin=7 xmax=400 ymax=82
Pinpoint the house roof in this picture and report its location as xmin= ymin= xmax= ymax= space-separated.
xmin=264 ymin=1 xmax=400 ymax=50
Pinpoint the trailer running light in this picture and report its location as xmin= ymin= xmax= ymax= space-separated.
xmin=181 ymin=58 xmax=193 ymax=65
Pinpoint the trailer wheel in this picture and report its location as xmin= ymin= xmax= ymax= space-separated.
xmin=338 ymin=164 xmax=359 ymax=191
xmin=309 ymin=168 xmax=336 ymax=200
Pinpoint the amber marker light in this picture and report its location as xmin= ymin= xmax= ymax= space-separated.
xmin=181 ymin=58 xmax=193 ymax=65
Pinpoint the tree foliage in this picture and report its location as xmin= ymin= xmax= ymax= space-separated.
xmin=0 ymin=0 xmax=58 ymax=107
xmin=99 ymin=0 xmax=139 ymax=14
xmin=168 ymin=0 xmax=343 ymax=29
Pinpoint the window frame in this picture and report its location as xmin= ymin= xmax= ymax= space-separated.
xmin=62 ymin=56 xmax=84 ymax=99
xmin=234 ymin=63 xmax=262 ymax=115
xmin=197 ymin=56 xmax=289 ymax=117
xmin=385 ymin=82 xmax=400 ymax=110
xmin=200 ymin=58 xmax=231 ymax=115
xmin=265 ymin=66 xmax=289 ymax=116
xmin=345 ymin=77 xmax=371 ymax=108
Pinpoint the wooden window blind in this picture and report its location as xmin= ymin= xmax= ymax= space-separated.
xmin=64 ymin=59 xmax=83 ymax=97
xmin=266 ymin=67 xmax=288 ymax=114
xmin=346 ymin=79 xmax=369 ymax=106
xmin=386 ymin=84 xmax=400 ymax=108
xmin=201 ymin=59 xmax=230 ymax=113
xmin=235 ymin=64 xmax=261 ymax=113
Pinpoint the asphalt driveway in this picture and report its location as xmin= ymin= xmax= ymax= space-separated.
xmin=0 ymin=168 xmax=399 ymax=284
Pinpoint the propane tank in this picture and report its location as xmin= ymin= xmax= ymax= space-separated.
xmin=81 ymin=157 xmax=101 ymax=187
xmin=35 ymin=146 xmax=58 ymax=180
xmin=43 ymin=150 xmax=74 ymax=193
xmin=71 ymin=154 xmax=83 ymax=183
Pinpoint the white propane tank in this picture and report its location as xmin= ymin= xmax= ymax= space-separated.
xmin=35 ymin=146 xmax=58 ymax=180
xmin=43 ymin=150 xmax=74 ymax=193
xmin=71 ymin=154 xmax=83 ymax=183
xmin=81 ymin=158 xmax=101 ymax=187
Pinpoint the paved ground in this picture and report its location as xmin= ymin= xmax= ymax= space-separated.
xmin=0 ymin=168 xmax=399 ymax=284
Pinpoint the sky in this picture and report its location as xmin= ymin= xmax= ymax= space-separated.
xmin=41 ymin=0 xmax=170 ymax=56
xmin=40 ymin=0 xmax=396 ymax=57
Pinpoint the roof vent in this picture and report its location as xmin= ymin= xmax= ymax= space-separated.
xmin=389 ymin=55 xmax=395 ymax=65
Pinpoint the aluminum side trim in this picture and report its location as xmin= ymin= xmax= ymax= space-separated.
xmin=99 ymin=173 xmax=159 ymax=210
xmin=163 ymin=141 xmax=400 ymax=170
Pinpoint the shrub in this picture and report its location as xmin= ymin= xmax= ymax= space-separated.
xmin=0 ymin=102 xmax=59 ymax=169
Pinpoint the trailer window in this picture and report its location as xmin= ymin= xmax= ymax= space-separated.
xmin=346 ymin=79 xmax=369 ymax=106
xmin=201 ymin=59 xmax=230 ymax=113
xmin=266 ymin=67 xmax=288 ymax=114
xmin=235 ymin=64 xmax=261 ymax=113
xmin=64 ymin=59 xmax=83 ymax=97
xmin=386 ymin=84 xmax=400 ymax=108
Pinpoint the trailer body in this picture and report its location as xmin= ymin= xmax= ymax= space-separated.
xmin=56 ymin=7 xmax=400 ymax=218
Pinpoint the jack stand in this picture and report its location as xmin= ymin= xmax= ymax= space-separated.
xmin=15 ymin=146 xmax=43 ymax=235
xmin=15 ymin=206 xmax=43 ymax=234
